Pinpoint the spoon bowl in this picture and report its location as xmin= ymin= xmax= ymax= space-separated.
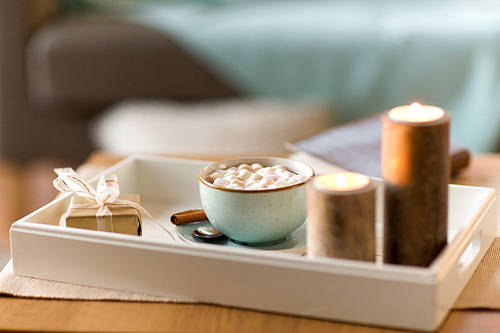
xmin=192 ymin=226 xmax=227 ymax=240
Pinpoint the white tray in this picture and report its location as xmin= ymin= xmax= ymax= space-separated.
xmin=10 ymin=155 xmax=498 ymax=331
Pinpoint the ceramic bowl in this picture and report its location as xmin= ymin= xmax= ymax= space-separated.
xmin=198 ymin=157 xmax=314 ymax=245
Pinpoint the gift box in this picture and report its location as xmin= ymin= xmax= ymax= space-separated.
xmin=62 ymin=194 xmax=142 ymax=235
xmin=53 ymin=167 xmax=150 ymax=236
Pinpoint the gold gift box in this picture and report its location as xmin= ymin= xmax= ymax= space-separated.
xmin=62 ymin=194 xmax=142 ymax=236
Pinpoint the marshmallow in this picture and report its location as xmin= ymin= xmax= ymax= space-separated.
xmin=263 ymin=175 xmax=278 ymax=185
xmin=213 ymin=178 xmax=228 ymax=186
xmin=209 ymin=170 xmax=225 ymax=181
xmin=238 ymin=164 xmax=251 ymax=171
xmin=245 ymin=181 xmax=260 ymax=190
xmin=274 ymin=179 xmax=289 ymax=188
xmin=224 ymin=175 xmax=239 ymax=182
xmin=257 ymin=167 xmax=274 ymax=176
xmin=280 ymin=171 xmax=295 ymax=179
xmin=229 ymin=179 xmax=245 ymax=187
xmin=237 ymin=169 xmax=252 ymax=181
xmin=248 ymin=173 xmax=263 ymax=181
xmin=251 ymin=163 xmax=263 ymax=170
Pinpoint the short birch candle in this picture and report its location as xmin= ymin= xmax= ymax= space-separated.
xmin=307 ymin=172 xmax=376 ymax=262
xmin=382 ymin=103 xmax=450 ymax=267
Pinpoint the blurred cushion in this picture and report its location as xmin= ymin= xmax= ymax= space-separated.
xmin=26 ymin=15 xmax=238 ymax=116
xmin=92 ymin=99 xmax=331 ymax=155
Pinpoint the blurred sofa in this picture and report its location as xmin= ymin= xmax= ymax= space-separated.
xmin=0 ymin=0 xmax=239 ymax=161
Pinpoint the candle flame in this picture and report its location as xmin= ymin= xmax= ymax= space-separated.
xmin=335 ymin=173 xmax=348 ymax=188
xmin=409 ymin=102 xmax=422 ymax=112
xmin=388 ymin=103 xmax=445 ymax=123
xmin=315 ymin=172 xmax=370 ymax=192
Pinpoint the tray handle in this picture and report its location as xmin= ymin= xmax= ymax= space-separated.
xmin=457 ymin=230 xmax=482 ymax=273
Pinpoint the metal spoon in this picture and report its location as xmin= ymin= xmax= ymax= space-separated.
xmin=192 ymin=226 xmax=227 ymax=240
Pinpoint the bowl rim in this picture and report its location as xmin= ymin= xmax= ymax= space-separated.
xmin=198 ymin=156 xmax=315 ymax=193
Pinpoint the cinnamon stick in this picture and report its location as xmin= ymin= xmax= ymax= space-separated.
xmin=170 ymin=209 xmax=207 ymax=225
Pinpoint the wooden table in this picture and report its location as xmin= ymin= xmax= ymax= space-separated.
xmin=1 ymin=153 xmax=500 ymax=332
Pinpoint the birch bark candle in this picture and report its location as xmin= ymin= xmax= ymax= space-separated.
xmin=382 ymin=103 xmax=450 ymax=267
xmin=307 ymin=172 xmax=376 ymax=262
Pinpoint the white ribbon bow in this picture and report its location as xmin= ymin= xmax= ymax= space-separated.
xmin=53 ymin=168 xmax=151 ymax=231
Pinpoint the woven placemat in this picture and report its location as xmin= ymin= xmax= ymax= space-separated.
xmin=453 ymin=238 xmax=500 ymax=309
xmin=0 ymin=260 xmax=196 ymax=303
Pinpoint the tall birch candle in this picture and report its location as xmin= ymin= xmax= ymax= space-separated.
xmin=307 ymin=172 xmax=376 ymax=262
xmin=382 ymin=103 xmax=450 ymax=267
